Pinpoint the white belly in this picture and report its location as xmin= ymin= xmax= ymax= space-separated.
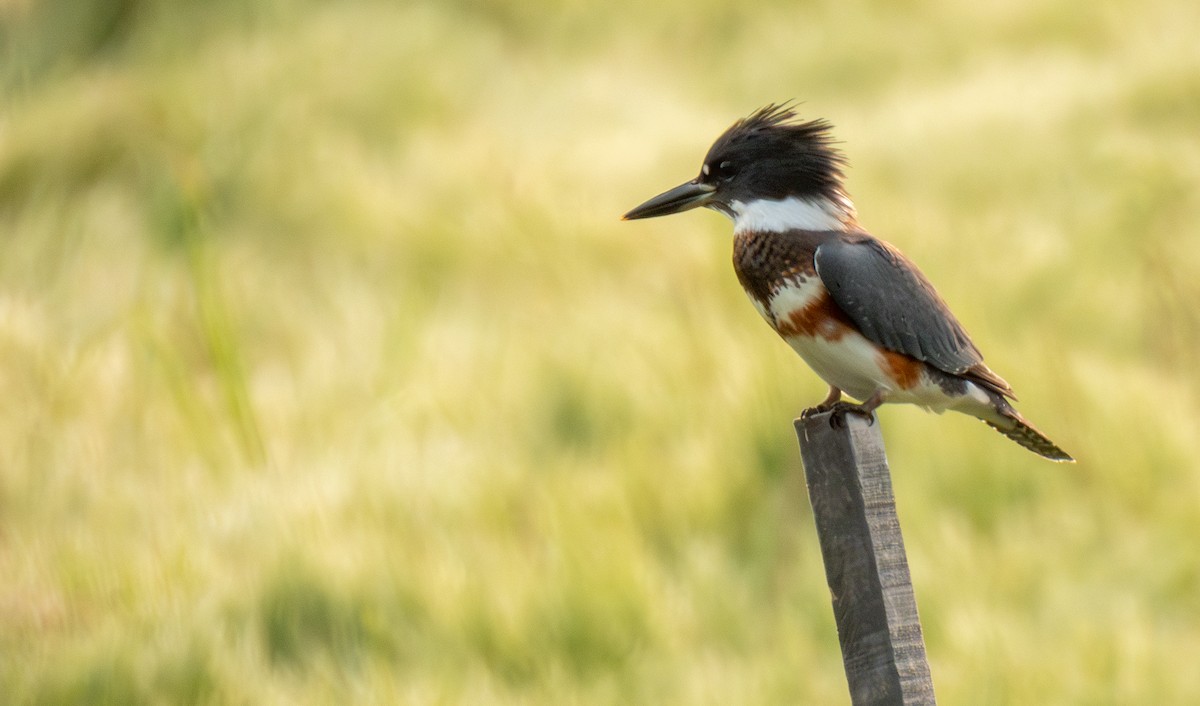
xmin=783 ymin=330 xmax=895 ymax=402
xmin=759 ymin=277 xmax=892 ymax=400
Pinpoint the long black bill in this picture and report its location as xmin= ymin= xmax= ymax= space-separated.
xmin=622 ymin=180 xmax=715 ymax=220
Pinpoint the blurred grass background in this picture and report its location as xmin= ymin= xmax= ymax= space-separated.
xmin=2 ymin=0 xmax=1199 ymax=703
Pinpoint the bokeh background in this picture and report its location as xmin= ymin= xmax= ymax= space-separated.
xmin=3 ymin=0 xmax=1199 ymax=703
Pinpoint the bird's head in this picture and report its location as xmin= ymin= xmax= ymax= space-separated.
xmin=623 ymin=103 xmax=856 ymax=232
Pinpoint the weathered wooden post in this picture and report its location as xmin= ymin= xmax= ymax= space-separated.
xmin=794 ymin=410 xmax=936 ymax=706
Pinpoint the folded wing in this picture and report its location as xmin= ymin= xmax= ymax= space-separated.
xmin=814 ymin=233 xmax=1014 ymax=399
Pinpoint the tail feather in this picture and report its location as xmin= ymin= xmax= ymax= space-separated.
xmin=984 ymin=411 xmax=1074 ymax=463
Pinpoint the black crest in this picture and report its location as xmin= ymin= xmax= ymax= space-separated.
xmin=704 ymin=103 xmax=849 ymax=201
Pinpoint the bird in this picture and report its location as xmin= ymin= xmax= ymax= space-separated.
xmin=622 ymin=103 xmax=1073 ymax=462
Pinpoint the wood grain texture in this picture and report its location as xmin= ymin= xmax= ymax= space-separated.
xmin=794 ymin=411 xmax=936 ymax=706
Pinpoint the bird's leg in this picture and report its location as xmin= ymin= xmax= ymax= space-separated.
xmin=828 ymin=390 xmax=887 ymax=427
xmin=801 ymin=386 xmax=842 ymax=419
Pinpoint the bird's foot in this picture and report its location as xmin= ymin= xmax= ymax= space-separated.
xmin=826 ymin=401 xmax=876 ymax=428
xmin=800 ymin=404 xmax=833 ymax=420
xmin=825 ymin=391 xmax=886 ymax=428
xmin=801 ymin=387 xmax=843 ymax=419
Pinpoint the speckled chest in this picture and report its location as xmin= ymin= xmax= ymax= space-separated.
xmin=732 ymin=229 xmax=834 ymax=318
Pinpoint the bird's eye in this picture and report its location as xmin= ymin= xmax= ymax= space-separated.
xmin=706 ymin=160 xmax=737 ymax=180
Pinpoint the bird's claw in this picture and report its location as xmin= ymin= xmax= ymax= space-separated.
xmin=826 ymin=401 xmax=876 ymax=428
xmin=800 ymin=403 xmax=835 ymax=420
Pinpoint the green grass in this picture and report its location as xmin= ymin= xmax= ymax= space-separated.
xmin=3 ymin=0 xmax=1200 ymax=703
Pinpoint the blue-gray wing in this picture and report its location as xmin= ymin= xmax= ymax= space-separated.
xmin=814 ymin=233 xmax=988 ymax=377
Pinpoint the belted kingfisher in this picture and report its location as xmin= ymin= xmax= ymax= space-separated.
xmin=623 ymin=104 xmax=1073 ymax=462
